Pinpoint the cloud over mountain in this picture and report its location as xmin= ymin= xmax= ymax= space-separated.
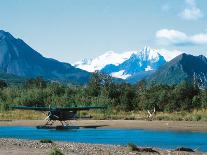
xmin=156 ymin=29 xmax=207 ymax=46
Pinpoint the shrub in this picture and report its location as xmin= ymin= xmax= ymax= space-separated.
xmin=128 ymin=143 xmax=138 ymax=151
xmin=40 ymin=139 xmax=53 ymax=143
xmin=192 ymin=115 xmax=202 ymax=121
xmin=49 ymin=147 xmax=64 ymax=155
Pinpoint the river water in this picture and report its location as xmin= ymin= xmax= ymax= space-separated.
xmin=0 ymin=126 xmax=206 ymax=151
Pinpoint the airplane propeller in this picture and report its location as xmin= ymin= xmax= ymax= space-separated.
xmin=44 ymin=115 xmax=50 ymax=120
xmin=44 ymin=111 xmax=51 ymax=120
xmin=44 ymin=111 xmax=59 ymax=120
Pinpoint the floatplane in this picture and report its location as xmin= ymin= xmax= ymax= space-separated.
xmin=11 ymin=105 xmax=106 ymax=129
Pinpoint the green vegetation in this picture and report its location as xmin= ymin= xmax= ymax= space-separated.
xmin=40 ymin=139 xmax=53 ymax=143
xmin=0 ymin=72 xmax=206 ymax=121
xmin=0 ymin=110 xmax=45 ymax=120
xmin=127 ymin=143 xmax=158 ymax=153
xmin=49 ymin=147 xmax=64 ymax=155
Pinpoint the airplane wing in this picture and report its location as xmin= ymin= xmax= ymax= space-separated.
xmin=11 ymin=106 xmax=50 ymax=111
xmin=10 ymin=105 xmax=106 ymax=111
xmin=56 ymin=106 xmax=106 ymax=111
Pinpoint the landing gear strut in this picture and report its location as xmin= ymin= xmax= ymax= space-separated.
xmin=45 ymin=120 xmax=55 ymax=126
xmin=60 ymin=120 xmax=70 ymax=127
xmin=36 ymin=120 xmax=78 ymax=130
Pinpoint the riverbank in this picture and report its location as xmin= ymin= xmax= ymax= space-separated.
xmin=1 ymin=109 xmax=207 ymax=121
xmin=0 ymin=138 xmax=204 ymax=155
xmin=0 ymin=120 xmax=207 ymax=131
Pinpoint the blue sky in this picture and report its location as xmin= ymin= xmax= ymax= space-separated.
xmin=0 ymin=0 xmax=207 ymax=63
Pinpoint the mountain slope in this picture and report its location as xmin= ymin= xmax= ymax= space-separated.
xmin=0 ymin=71 xmax=26 ymax=85
xmin=0 ymin=30 xmax=90 ymax=84
xmin=147 ymin=53 xmax=207 ymax=86
xmin=126 ymin=70 xmax=155 ymax=84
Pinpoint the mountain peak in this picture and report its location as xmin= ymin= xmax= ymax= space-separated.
xmin=100 ymin=47 xmax=166 ymax=80
xmin=143 ymin=45 xmax=151 ymax=51
xmin=132 ymin=46 xmax=161 ymax=62
xmin=0 ymin=30 xmax=90 ymax=84
xmin=147 ymin=53 xmax=207 ymax=87
xmin=0 ymin=30 xmax=14 ymax=40
xmin=175 ymin=53 xmax=201 ymax=62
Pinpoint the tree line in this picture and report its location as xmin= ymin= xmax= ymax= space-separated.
xmin=0 ymin=72 xmax=206 ymax=112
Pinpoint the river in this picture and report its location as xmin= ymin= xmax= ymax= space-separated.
xmin=0 ymin=126 xmax=206 ymax=151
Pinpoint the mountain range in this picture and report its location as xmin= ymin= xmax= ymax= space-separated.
xmin=75 ymin=47 xmax=179 ymax=81
xmin=0 ymin=30 xmax=90 ymax=85
xmin=0 ymin=29 xmax=206 ymax=87
xmin=75 ymin=46 xmax=207 ymax=87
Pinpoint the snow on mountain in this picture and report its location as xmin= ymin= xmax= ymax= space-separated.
xmin=145 ymin=66 xmax=153 ymax=71
xmin=111 ymin=70 xmax=131 ymax=79
xmin=137 ymin=46 xmax=160 ymax=62
xmin=74 ymin=51 xmax=133 ymax=72
xmin=102 ymin=46 xmax=167 ymax=79
xmin=74 ymin=46 xmax=181 ymax=80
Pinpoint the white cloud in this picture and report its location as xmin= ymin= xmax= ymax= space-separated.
xmin=190 ymin=34 xmax=207 ymax=44
xmin=156 ymin=29 xmax=207 ymax=46
xmin=156 ymin=29 xmax=188 ymax=45
xmin=180 ymin=0 xmax=203 ymax=20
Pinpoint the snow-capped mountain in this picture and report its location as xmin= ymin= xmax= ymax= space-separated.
xmin=74 ymin=51 xmax=133 ymax=72
xmin=101 ymin=46 xmax=166 ymax=79
xmin=74 ymin=46 xmax=181 ymax=80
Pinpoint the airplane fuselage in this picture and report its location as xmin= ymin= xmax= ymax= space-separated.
xmin=48 ymin=110 xmax=77 ymax=121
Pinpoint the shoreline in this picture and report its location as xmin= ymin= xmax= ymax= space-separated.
xmin=0 ymin=119 xmax=207 ymax=132
xmin=0 ymin=120 xmax=206 ymax=154
xmin=0 ymin=138 xmax=204 ymax=155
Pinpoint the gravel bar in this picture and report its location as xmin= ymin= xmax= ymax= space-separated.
xmin=0 ymin=138 xmax=205 ymax=155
